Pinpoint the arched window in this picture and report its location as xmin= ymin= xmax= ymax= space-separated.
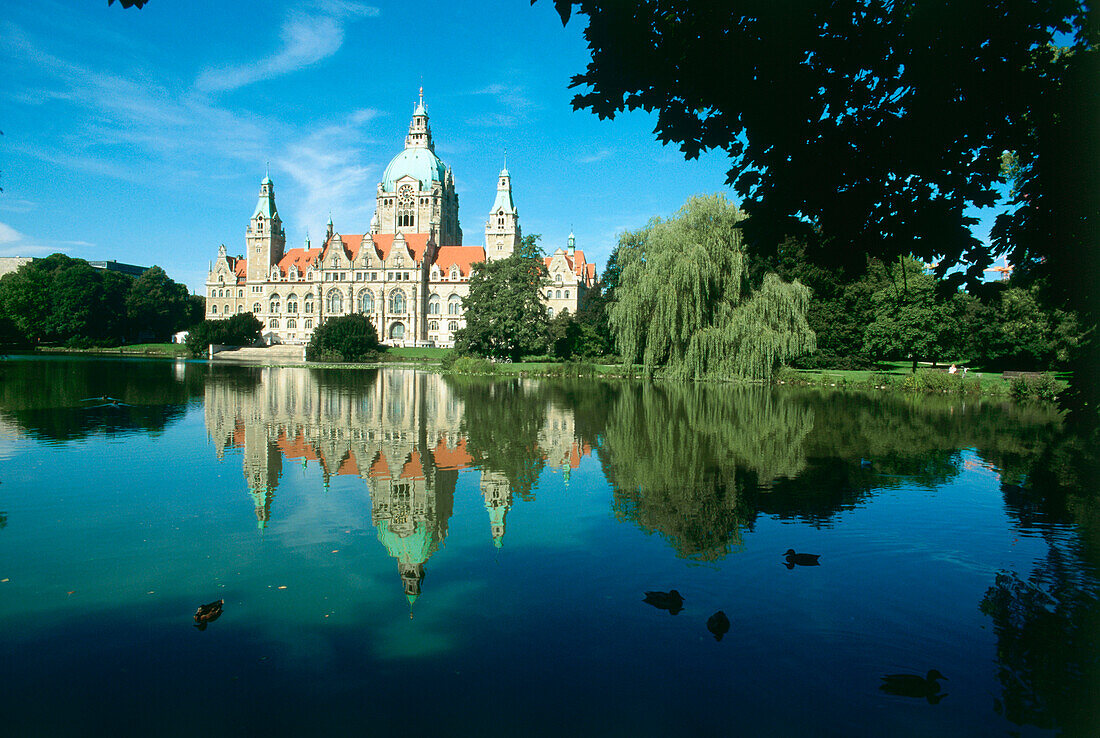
xmin=238 ymin=289 xmax=243 ymax=298
xmin=390 ymin=291 xmax=406 ymax=314
xmin=555 ymin=274 xmax=563 ymax=284
xmin=256 ymin=215 xmax=264 ymax=232
xmin=565 ymin=290 xmax=570 ymax=299
xmin=305 ymin=319 xmax=313 ymax=329
xmin=448 ymin=321 xmax=459 ymax=332
xmin=548 ymin=307 xmax=554 ymax=318
xmin=359 ymin=290 xmax=374 ymax=313
xmin=429 ymin=320 xmax=439 ymax=331
xmin=546 ymin=290 xmax=553 ymax=300
xmin=286 ymin=293 xmax=298 ymax=313
xmin=287 ymin=319 xmax=297 ymax=329
xmin=210 ymin=304 xmax=218 ymax=314
xmin=555 ymin=290 xmax=561 ymax=299
xmin=327 ymin=289 xmax=343 ymax=313
xmin=270 ymin=318 xmax=279 ymax=328
xmin=237 ymin=305 xmax=244 ymax=313
xmin=270 ymin=300 xmax=280 ymax=313
xmin=447 ymin=294 xmax=461 ymax=315
xmin=389 ymin=322 xmax=405 ymax=339
xmin=253 ymin=303 xmax=261 ymax=313
xmin=304 ymin=294 xmax=314 ymax=313
xmin=428 ymin=295 xmax=441 ymax=314
xmin=450 ymin=266 xmax=459 ymax=280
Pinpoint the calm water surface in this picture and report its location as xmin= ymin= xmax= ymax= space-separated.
xmin=0 ymin=357 xmax=1097 ymax=737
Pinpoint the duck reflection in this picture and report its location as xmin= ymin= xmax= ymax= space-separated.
xmin=878 ymin=670 xmax=948 ymax=703
xmin=643 ymin=589 xmax=684 ymax=615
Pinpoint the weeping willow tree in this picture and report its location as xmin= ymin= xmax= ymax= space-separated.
xmin=609 ymin=194 xmax=815 ymax=379
xmin=602 ymin=382 xmax=815 ymax=560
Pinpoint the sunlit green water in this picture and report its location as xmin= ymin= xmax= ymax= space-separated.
xmin=0 ymin=356 xmax=1096 ymax=736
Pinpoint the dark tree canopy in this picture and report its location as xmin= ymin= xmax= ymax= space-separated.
xmin=305 ymin=313 xmax=383 ymax=362
xmin=541 ymin=0 xmax=1097 ymax=414
xmin=455 ymin=234 xmax=549 ymax=361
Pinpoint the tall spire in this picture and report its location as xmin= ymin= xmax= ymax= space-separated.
xmin=406 ymin=88 xmax=433 ymax=150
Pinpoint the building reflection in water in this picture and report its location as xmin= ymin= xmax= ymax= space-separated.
xmin=204 ymin=367 xmax=591 ymax=604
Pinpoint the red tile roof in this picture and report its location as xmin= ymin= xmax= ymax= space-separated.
xmin=277 ymin=248 xmax=323 ymax=275
xmin=336 ymin=450 xmax=359 ymax=476
xmin=435 ymin=246 xmax=485 ymax=277
xmin=276 ymin=429 xmax=321 ymax=461
xmin=432 ymin=437 xmax=474 ymax=470
xmin=400 ymin=450 xmax=425 ymax=480
xmin=369 ymin=452 xmax=391 ymax=479
xmin=370 ymin=233 xmax=432 ymax=264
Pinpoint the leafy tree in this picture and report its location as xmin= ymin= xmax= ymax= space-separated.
xmin=186 ymin=293 xmax=206 ymax=327
xmin=545 ymin=310 xmax=582 ymax=360
xmin=305 ymin=313 xmax=383 ymax=362
xmin=455 ymin=234 xmax=549 ymax=361
xmin=862 ymin=257 xmax=961 ymax=369
xmin=609 ymin=194 xmax=814 ymax=379
xmin=542 ymin=1 xmax=1097 ymax=416
xmin=186 ymin=313 xmax=262 ymax=357
xmin=126 ymin=265 xmax=190 ymax=340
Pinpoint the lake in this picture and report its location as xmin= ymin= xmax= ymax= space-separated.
xmin=0 ymin=356 xmax=1096 ymax=736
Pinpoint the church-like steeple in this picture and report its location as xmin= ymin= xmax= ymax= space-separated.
xmin=246 ymin=174 xmax=286 ymax=282
xmin=485 ymin=165 xmax=520 ymax=260
xmin=405 ymin=86 xmax=434 ymax=151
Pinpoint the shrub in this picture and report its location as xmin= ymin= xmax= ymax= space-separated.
xmin=186 ymin=313 xmax=263 ymax=357
xmin=1009 ymin=373 xmax=1060 ymax=402
xmin=449 ymin=356 xmax=496 ymax=374
xmin=305 ymin=313 xmax=383 ymax=363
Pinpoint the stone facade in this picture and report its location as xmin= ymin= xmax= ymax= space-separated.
xmin=205 ymin=91 xmax=597 ymax=347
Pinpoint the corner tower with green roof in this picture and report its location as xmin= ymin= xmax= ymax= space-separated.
xmin=245 ymin=176 xmax=286 ymax=283
xmin=373 ymin=88 xmax=461 ymax=246
xmin=485 ymin=166 xmax=520 ymax=261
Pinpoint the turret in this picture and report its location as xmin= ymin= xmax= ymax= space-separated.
xmin=485 ymin=165 xmax=520 ymax=260
xmin=246 ymin=175 xmax=286 ymax=282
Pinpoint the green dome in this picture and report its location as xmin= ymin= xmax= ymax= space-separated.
xmin=382 ymin=148 xmax=447 ymax=192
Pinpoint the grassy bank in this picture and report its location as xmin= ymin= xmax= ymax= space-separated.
xmin=36 ymin=343 xmax=191 ymax=358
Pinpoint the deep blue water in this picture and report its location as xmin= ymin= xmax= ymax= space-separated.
xmin=0 ymin=357 xmax=1096 ymax=736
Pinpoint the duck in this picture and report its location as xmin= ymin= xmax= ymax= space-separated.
xmin=783 ymin=549 xmax=821 ymax=568
xmin=879 ymin=670 xmax=948 ymax=703
xmin=193 ymin=599 xmax=224 ymax=631
xmin=706 ymin=611 xmax=730 ymax=641
xmin=643 ymin=589 xmax=684 ymax=615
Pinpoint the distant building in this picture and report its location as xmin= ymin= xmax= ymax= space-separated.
xmin=204 ymin=90 xmax=598 ymax=346
xmin=0 ymin=257 xmax=34 ymax=280
xmin=87 ymin=260 xmax=150 ymax=277
xmin=0 ymin=256 xmax=149 ymax=279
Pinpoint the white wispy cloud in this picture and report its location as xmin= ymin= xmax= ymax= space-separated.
xmin=196 ymin=3 xmax=379 ymax=93
xmin=277 ymin=109 xmax=385 ymax=240
xmin=0 ymin=198 xmax=36 ymax=214
xmin=579 ymin=149 xmax=613 ymax=164
xmin=0 ymin=222 xmax=22 ymax=244
xmin=465 ymin=83 xmax=533 ymax=128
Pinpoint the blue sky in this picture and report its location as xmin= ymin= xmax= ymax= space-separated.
xmin=0 ymin=0 xmax=740 ymax=292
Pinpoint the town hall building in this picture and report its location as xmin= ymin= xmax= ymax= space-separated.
xmin=205 ymin=91 xmax=597 ymax=347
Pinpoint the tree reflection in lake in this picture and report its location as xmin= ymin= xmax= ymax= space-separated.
xmin=5 ymin=358 xmax=1094 ymax=735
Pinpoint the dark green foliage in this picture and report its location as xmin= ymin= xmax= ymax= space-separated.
xmin=544 ymin=0 xmax=1097 ymax=420
xmin=0 ymin=254 xmax=193 ymax=346
xmin=862 ymin=257 xmax=961 ymax=369
xmin=455 ymin=234 xmax=549 ymax=362
xmin=186 ymin=294 xmax=206 ymax=327
xmin=126 ymin=266 xmax=191 ymax=340
xmin=186 ymin=313 xmax=263 ymax=357
xmin=305 ymin=313 xmax=382 ymax=362
xmin=609 ymin=194 xmax=814 ymax=379
xmin=545 ymin=310 xmax=582 ymax=360
xmin=0 ymin=254 xmax=134 ymax=345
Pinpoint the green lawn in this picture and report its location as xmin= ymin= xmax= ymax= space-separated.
xmin=384 ymin=347 xmax=452 ymax=361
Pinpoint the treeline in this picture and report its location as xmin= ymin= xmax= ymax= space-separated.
xmin=456 ymin=197 xmax=1079 ymax=376
xmin=758 ymin=244 xmax=1080 ymax=372
xmin=0 ymin=253 xmax=203 ymax=347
